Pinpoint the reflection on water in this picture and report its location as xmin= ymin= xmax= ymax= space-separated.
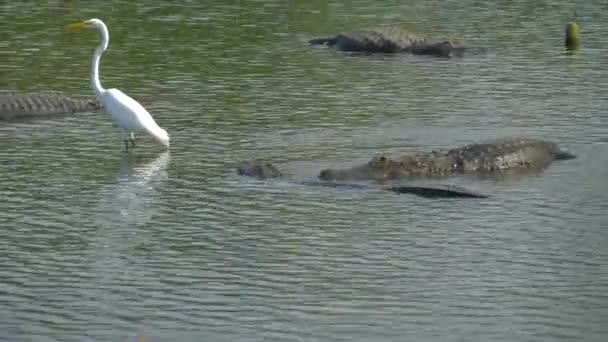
xmin=85 ymin=151 xmax=171 ymax=342
xmin=94 ymin=150 xmax=170 ymax=226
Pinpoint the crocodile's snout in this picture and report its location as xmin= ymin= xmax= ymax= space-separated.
xmin=318 ymin=169 xmax=334 ymax=181
xmin=88 ymin=99 xmax=103 ymax=109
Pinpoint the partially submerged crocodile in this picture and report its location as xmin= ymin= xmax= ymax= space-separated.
xmin=318 ymin=137 xmax=576 ymax=181
xmin=0 ymin=91 xmax=102 ymax=121
xmin=236 ymin=137 xmax=576 ymax=199
xmin=309 ymin=26 xmax=466 ymax=57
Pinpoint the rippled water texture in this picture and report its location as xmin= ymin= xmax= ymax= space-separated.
xmin=1 ymin=1 xmax=608 ymax=341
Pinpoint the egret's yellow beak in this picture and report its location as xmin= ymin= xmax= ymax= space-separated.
xmin=65 ymin=20 xmax=89 ymax=31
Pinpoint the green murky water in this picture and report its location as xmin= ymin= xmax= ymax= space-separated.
xmin=1 ymin=1 xmax=607 ymax=341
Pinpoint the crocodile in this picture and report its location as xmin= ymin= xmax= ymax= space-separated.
xmin=236 ymin=137 xmax=575 ymax=199
xmin=318 ymin=137 xmax=576 ymax=182
xmin=309 ymin=26 xmax=466 ymax=57
xmin=236 ymin=160 xmax=489 ymax=199
xmin=0 ymin=91 xmax=102 ymax=121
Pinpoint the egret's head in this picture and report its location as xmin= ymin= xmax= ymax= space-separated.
xmin=65 ymin=18 xmax=109 ymax=49
xmin=65 ymin=18 xmax=106 ymax=32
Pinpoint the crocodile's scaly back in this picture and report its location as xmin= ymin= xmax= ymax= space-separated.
xmin=446 ymin=137 xmax=576 ymax=172
xmin=310 ymin=26 xmax=465 ymax=57
xmin=334 ymin=27 xmax=428 ymax=53
xmin=0 ymin=91 xmax=102 ymax=121
xmin=318 ymin=137 xmax=576 ymax=181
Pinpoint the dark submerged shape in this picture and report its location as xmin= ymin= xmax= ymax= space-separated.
xmin=0 ymin=91 xmax=102 ymax=121
xmin=318 ymin=137 xmax=576 ymax=182
xmin=387 ymin=185 xmax=488 ymax=199
xmin=309 ymin=26 xmax=466 ymax=57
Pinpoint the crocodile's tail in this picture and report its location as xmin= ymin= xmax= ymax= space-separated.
xmin=309 ymin=36 xmax=338 ymax=47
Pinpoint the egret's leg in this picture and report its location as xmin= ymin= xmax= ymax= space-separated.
xmin=121 ymin=129 xmax=130 ymax=152
xmin=130 ymin=132 xmax=136 ymax=148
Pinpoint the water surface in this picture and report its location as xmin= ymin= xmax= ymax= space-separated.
xmin=1 ymin=1 xmax=607 ymax=341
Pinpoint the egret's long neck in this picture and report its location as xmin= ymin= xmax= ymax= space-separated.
xmin=91 ymin=25 xmax=109 ymax=97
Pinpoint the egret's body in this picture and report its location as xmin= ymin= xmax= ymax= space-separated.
xmin=66 ymin=18 xmax=169 ymax=150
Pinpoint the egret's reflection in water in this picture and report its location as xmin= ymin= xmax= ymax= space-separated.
xmin=77 ymin=151 xmax=171 ymax=338
xmin=97 ymin=151 xmax=171 ymax=224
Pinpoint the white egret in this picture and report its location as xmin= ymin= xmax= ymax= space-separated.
xmin=65 ymin=18 xmax=170 ymax=151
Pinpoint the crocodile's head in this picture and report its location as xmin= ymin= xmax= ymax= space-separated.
xmin=318 ymin=152 xmax=458 ymax=181
xmin=88 ymin=99 xmax=103 ymax=110
xmin=318 ymin=155 xmax=397 ymax=181
xmin=412 ymin=40 xmax=466 ymax=58
xmin=236 ymin=160 xmax=283 ymax=179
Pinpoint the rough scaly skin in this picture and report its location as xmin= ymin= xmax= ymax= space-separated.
xmin=318 ymin=138 xmax=576 ymax=182
xmin=0 ymin=91 xmax=102 ymax=121
xmin=445 ymin=137 xmax=574 ymax=172
xmin=309 ymin=26 xmax=466 ymax=57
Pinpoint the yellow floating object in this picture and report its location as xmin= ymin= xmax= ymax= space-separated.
xmin=565 ymin=22 xmax=580 ymax=50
